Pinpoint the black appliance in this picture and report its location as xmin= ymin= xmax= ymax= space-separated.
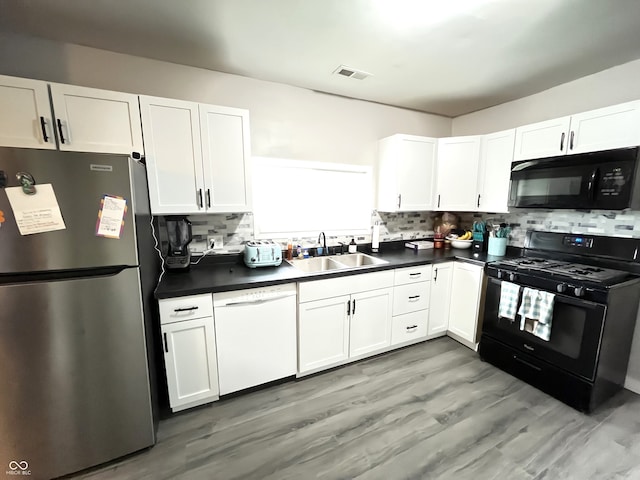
xmin=165 ymin=216 xmax=192 ymax=270
xmin=509 ymin=147 xmax=640 ymax=210
xmin=479 ymin=230 xmax=640 ymax=412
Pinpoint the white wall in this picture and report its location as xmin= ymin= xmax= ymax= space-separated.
xmin=0 ymin=31 xmax=451 ymax=166
xmin=452 ymin=58 xmax=640 ymax=135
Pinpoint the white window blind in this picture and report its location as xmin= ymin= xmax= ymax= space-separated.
xmin=252 ymin=157 xmax=372 ymax=238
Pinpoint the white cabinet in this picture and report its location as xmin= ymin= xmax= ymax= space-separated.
xmin=298 ymin=295 xmax=351 ymax=372
xmin=298 ymin=270 xmax=394 ymax=374
xmin=140 ymin=96 xmax=203 ymax=214
xmin=448 ymin=262 xmax=485 ymax=348
xmin=49 ymin=83 xmax=143 ymax=154
xmin=428 ymin=262 xmax=453 ymax=336
xmin=349 ymin=288 xmax=393 ymax=357
xmin=391 ymin=265 xmax=431 ymax=346
xmin=0 ymin=74 xmax=56 ymax=149
xmin=141 ymin=95 xmax=252 ymax=215
xmin=514 ymin=100 xmax=640 ymax=161
xmin=159 ymin=294 xmax=219 ymax=412
xmin=377 ymin=134 xmax=437 ymax=211
xmin=435 ymin=136 xmax=482 ymax=211
xmin=476 ymin=129 xmax=516 ymax=213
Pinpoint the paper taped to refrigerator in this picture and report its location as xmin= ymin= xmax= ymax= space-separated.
xmin=96 ymin=195 xmax=127 ymax=239
xmin=5 ymin=184 xmax=66 ymax=235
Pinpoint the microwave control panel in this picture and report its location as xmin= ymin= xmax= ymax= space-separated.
xmin=563 ymin=235 xmax=594 ymax=248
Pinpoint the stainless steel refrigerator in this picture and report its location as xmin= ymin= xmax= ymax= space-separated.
xmin=0 ymin=148 xmax=159 ymax=480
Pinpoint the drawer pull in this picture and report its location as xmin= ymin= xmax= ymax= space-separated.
xmin=513 ymin=355 xmax=542 ymax=371
xmin=409 ymin=272 xmax=422 ymax=277
xmin=408 ymin=295 xmax=421 ymax=301
xmin=406 ymin=325 xmax=419 ymax=331
xmin=174 ymin=306 xmax=199 ymax=312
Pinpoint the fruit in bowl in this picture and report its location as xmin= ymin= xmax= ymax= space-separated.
xmin=451 ymin=239 xmax=473 ymax=249
xmin=447 ymin=230 xmax=473 ymax=241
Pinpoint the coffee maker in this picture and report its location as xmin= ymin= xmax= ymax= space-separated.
xmin=164 ymin=216 xmax=192 ymax=271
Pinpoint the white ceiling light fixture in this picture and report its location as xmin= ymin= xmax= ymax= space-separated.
xmin=333 ymin=65 xmax=373 ymax=80
xmin=373 ymin=0 xmax=503 ymax=29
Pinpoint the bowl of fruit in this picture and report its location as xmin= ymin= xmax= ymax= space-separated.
xmin=447 ymin=231 xmax=473 ymax=249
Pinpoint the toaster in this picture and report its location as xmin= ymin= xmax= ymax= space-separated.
xmin=243 ymin=241 xmax=283 ymax=268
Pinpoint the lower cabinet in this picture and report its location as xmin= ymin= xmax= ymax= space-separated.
xmin=448 ymin=262 xmax=485 ymax=347
xmin=349 ymin=288 xmax=393 ymax=357
xmin=159 ymin=294 xmax=219 ymax=412
xmin=428 ymin=262 xmax=454 ymax=336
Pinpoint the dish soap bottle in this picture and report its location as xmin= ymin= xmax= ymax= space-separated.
xmin=348 ymin=238 xmax=357 ymax=253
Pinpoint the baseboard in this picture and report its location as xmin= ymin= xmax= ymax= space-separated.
xmin=624 ymin=376 xmax=640 ymax=394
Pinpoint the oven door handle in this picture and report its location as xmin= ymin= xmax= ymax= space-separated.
xmin=587 ymin=168 xmax=599 ymax=202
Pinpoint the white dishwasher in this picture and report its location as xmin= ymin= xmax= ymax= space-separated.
xmin=213 ymin=283 xmax=297 ymax=395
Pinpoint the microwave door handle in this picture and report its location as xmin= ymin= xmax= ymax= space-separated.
xmin=587 ymin=168 xmax=599 ymax=201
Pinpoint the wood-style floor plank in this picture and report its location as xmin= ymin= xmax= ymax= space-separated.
xmin=73 ymin=337 xmax=640 ymax=480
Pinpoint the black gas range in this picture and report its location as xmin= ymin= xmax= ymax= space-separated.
xmin=480 ymin=230 xmax=640 ymax=413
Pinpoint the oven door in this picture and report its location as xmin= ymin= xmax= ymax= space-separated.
xmin=508 ymin=148 xmax=639 ymax=210
xmin=482 ymin=277 xmax=606 ymax=380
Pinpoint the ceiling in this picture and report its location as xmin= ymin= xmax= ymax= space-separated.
xmin=2 ymin=0 xmax=640 ymax=117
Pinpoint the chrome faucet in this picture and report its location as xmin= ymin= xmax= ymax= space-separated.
xmin=318 ymin=232 xmax=327 ymax=256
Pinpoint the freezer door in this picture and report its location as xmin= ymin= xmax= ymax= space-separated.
xmin=0 ymin=267 xmax=155 ymax=480
xmin=0 ymin=148 xmax=139 ymax=274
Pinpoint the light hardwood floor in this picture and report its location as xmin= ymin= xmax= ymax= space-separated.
xmin=74 ymin=337 xmax=640 ymax=480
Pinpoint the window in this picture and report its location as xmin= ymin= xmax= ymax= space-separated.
xmin=252 ymin=157 xmax=372 ymax=239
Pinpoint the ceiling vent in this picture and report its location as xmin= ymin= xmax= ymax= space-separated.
xmin=333 ymin=65 xmax=372 ymax=80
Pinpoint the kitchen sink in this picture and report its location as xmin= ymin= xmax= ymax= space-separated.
xmin=286 ymin=253 xmax=388 ymax=273
xmin=333 ymin=253 xmax=388 ymax=268
xmin=286 ymin=256 xmax=345 ymax=273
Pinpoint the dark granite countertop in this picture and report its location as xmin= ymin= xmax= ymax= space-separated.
xmin=155 ymin=245 xmax=514 ymax=299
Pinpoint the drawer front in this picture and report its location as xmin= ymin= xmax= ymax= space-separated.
xmin=394 ymin=265 xmax=432 ymax=286
xmin=393 ymin=281 xmax=430 ymax=316
xmin=391 ymin=310 xmax=428 ymax=345
xmin=159 ymin=294 xmax=214 ymax=324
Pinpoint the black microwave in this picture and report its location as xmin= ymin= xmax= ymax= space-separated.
xmin=509 ymin=147 xmax=640 ymax=210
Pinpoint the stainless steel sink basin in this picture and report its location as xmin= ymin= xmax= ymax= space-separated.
xmin=333 ymin=253 xmax=388 ymax=268
xmin=286 ymin=253 xmax=388 ymax=273
xmin=286 ymin=256 xmax=345 ymax=273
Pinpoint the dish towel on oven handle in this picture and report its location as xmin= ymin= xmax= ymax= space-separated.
xmin=498 ymin=281 xmax=521 ymax=320
xmin=518 ymin=287 xmax=555 ymax=341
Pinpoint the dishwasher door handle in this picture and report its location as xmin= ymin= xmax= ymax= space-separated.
xmin=220 ymin=294 xmax=295 ymax=307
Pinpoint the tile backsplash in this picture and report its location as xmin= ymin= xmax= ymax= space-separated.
xmin=157 ymin=209 xmax=640 ymax=254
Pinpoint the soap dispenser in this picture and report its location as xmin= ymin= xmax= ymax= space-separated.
xmin=348 ymin=238 xmax=357 ymax=254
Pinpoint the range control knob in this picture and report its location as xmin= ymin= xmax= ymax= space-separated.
xmin=556 ymin=283 xmax=567 ymax=293
xmin=574 ymin=286 xmax=585 ymax=297
xmin=497 ymin=270 xmax=504 ymax=279
xmin=508 ymin=272 xmax=517 ymax=282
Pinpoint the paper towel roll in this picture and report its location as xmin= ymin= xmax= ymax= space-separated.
xmin=371 ymin=222 xmax=380 ymax=251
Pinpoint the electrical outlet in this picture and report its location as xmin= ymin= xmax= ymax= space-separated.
xmin=207 ymin=235 xmax=224 ymax=250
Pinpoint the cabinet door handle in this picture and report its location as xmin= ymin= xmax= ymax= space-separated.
xmin=437 ymin=194 xmax=441 ymax=208
xmin=477 ymin=194 xmax=481 ymax=208
xmin=57 ymin=119 xmax=66 ymax=144
xmin=406 ymin=325 xmax=418 ymax=331
xmin=434 ymin=268 xmax=438 ymax=282
xmin=569 ymin=131 xmax=575 ymax=150
xmin=206 ymin=188 xmax=211 ymax=208
xmin=559 ymin=132 xmax=565 ymax=151
xmin=408 ymin=295 xmax=420 ymax=301
xmin=352 ymin=299 xmax=356 ymax=315
xmin=347 ymin=299 xmax=351 ymax=316
xmin=40 ymin=116 xmax=49 ymax=142
xmin=163 ymin=333 xmax=169 ymax=353
xmin=409 ymin=272 xmax=422 ymax=277
xmin=197 ymin=189 xmax=203 ymax=208
xmin=174 ymin=306 xmax=199 ymax=312
xmin=397 ymin=194 xmax=402 ymax=209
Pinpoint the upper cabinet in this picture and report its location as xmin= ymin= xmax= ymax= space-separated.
xmin=49 ymin=83 xmax=143 ymax=154
xmin=377 ymin=134 xmax=437 ymax=212
xmin=0 ymin=75 xmax=56 ymax=150
xmin=0 ymin=75 xmax=143 ymax=154
xmin=140 ymin=95 xmax=252 ymax=215
xmin=434 ymin=136 xmax=481 ymax=211
xmin=476 ymin=129 xmax=516 ymax=213
xmin=514 ymin=101 xmax=640 ymax=161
